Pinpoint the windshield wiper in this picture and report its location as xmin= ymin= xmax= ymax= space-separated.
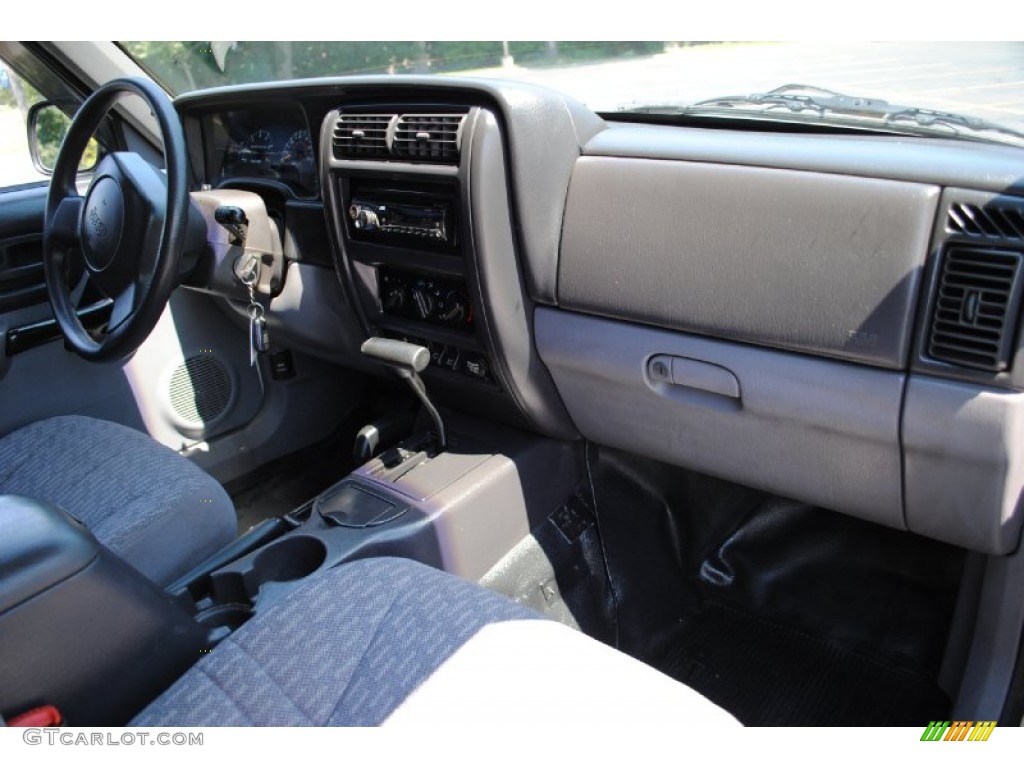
xmin=637 ymin=84 xmax=1024 ymax=145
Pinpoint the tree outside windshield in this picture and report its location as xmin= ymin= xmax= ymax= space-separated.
xmin=119 ymin=42 xmax=663 ymax=93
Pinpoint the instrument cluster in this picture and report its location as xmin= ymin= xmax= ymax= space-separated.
xmin=207 ymin=104 xmax=317 ymax=197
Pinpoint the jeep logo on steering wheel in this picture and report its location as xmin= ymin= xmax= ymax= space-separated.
xmin=87 ymin=205 xmax=108 ymax=239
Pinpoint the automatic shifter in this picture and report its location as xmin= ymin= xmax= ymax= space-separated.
xmin=360 ymin=337 xmax=447 ymax=453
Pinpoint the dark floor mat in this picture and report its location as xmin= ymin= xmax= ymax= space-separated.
xmin=228 ymin=383 xmax=415 ymax=533
xmin=663 ymin=601 xmax=950 ymax=726
xmin=231 ymin=450 xmax=351 ymax=533
xmin=229 ymin=427 xmax=367 ymax=534
xmin=519 ymin=445 xmax=965 ymax=727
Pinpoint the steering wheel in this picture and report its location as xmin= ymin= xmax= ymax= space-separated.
xmin=43 ymin=77 xmax=190 ymax=361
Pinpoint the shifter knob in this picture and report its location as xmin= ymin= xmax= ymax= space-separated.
xmin=360 ymin=337 xmax=430 ymax=373
xmin=360 ymin=337 xmax=445 ymax=452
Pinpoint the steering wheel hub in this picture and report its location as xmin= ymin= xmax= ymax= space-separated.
xmin=81 ymin=175 xmax=125 ymax=271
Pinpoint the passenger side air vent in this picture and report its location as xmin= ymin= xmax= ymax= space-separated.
xmin=333 ymin=114 xmax=394 ymax=159
xmin=928 ymin=247 xmax=1024 ymax=371
xmin=392 ymin=114 xmax=464 ymax=163
xmin=947 ymin=201 xmax=1024 ymax=242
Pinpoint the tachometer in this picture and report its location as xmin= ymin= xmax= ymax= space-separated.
xmin=282 ymin=129 xmax=313 ymax=162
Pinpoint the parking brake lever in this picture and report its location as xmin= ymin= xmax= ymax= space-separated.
xmin=360 ymin=337 xmax=447 ymax=453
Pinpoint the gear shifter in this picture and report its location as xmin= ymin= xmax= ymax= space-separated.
xmin=360 ymin=337 xmax=447 ymax=453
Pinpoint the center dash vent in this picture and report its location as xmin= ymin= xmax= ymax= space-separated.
xmin=947 ymin=201 xmax=1024 ymax=242
xmin=928 ymin=247 xmax=1024 ymax=372
xmin=333 ymin=114 xmax=394 ymax=159
xmin=393 ymin=114 xmax=464 ymax=162
xmin=332 ymin=110 xmax=467 ymax=164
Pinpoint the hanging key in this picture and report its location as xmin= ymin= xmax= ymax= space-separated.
xmin=248 ymin=303 xmax=269 ymax=366
xmin=255 ymin=313 xmax=270 ymax=354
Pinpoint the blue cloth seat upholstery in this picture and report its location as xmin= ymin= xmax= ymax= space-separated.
xmin=131 ymin=557 xmax=740 ymax=728
xmin=0 ymin=415 xmax=236 ymax=586
xmin=132 ymin=557 xmax=540 ymax=726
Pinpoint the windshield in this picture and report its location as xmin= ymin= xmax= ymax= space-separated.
xmin=120 ymin=41 xmax=1024 ymax=142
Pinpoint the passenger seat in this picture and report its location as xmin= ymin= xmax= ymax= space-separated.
xmin=131 ymin=557 xmax=738 ymax=728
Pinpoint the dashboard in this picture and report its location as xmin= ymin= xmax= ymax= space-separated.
xmin=175 ymin=76 xmax=1024 ymax=559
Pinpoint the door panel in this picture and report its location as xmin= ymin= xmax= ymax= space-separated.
xmin=0 ymin=48 xmax=367 ymax=491
xmin=0 ymin=183 xmax=148 ymax=435
xmin=0 ymin=187 xmax=47 ymax=315
xmin=0 ymin=182 xmax=366 ymax=489
xmin=0 ymin=177 xmax=268 ymax=460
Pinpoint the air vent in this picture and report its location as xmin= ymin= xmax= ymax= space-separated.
xmin=928 ymin=247 xmax=1024 ymax=371
xmin=332 ymin=113 xmax=394 ymax=159
xmin=392 ymin=114 xmax=464 ymax=163
xmin=947 ymin=201 xmax=1024 ymax=242
xmin=332 ymin=109 xmax=467 ymax=164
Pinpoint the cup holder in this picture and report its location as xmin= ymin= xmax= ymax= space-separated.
xmin=200 ymin=536 xmax=328 ymax=639
xmin=196 ymin=602 xmax=253 ymax=632
xmin=251 ymin=536 xmax=327 ymax=584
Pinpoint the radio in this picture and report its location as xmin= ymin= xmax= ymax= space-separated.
xmin=348 ymin=198 xmax=450 ymax=244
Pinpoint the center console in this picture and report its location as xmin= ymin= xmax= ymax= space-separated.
xmin=320 ymin=101 xmax=577 ymax=439
xmin=171 ymin=412 xmax=582 ymax=645
xmin=328 ymin=112 xmax=496 ymax=388
xmin=148 ymin=86 xmax=591 ymax=686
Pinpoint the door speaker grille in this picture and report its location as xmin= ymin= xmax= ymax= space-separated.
xmin=168 ymin=355 xmax=232 ymax=425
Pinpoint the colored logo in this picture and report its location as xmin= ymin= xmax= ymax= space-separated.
xmin=920 ymin=721 xmax=996 ymax=741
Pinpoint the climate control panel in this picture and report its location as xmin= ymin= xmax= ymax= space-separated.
xmin=378 ymin=268 xmax=474 ymax=332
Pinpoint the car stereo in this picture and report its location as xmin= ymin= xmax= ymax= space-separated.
xmin=348 ymin=198 xmax=452 ymax=246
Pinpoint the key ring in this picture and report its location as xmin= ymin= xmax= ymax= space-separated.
xmin=247 ymin=303 xmax=264 ymax=321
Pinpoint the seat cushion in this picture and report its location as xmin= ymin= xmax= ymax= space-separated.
xmin=131 ymin=557 xmax=540 ymax=726
xmin=131 ymin=557 xmax=739 ymax=727
xmin=382 ymin=618 xmax=740 ymax=729
xmin=0 ymin=415 xmax=235 ymax=586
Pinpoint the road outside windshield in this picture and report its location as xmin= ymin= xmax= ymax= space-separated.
xmin=120 ymin=41 xmax=1024 ymax=132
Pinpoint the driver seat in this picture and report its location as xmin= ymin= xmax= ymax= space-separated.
xmin=0 ymin=415 xmax=236 ymax=586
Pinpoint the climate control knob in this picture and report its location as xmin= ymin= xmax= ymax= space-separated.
xmin=382 ymin=284 xmax=407 ymax=312
xmin=411 ymin=285 xmax=436 ymax=320
xmin=438 ymin=291 xmax=469 ymax=324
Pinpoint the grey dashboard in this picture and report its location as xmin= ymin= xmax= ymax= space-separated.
xmin=175 ymin=76 xmax=1024 ymax=557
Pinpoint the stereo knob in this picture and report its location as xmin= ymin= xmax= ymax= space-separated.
xmin=411 ymin=286 xmax=435 ymax=320
xmin=438 ymin=291 xmax=469 ymax=324
xmin=349 ymin=204 xmax=379 ymax=231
